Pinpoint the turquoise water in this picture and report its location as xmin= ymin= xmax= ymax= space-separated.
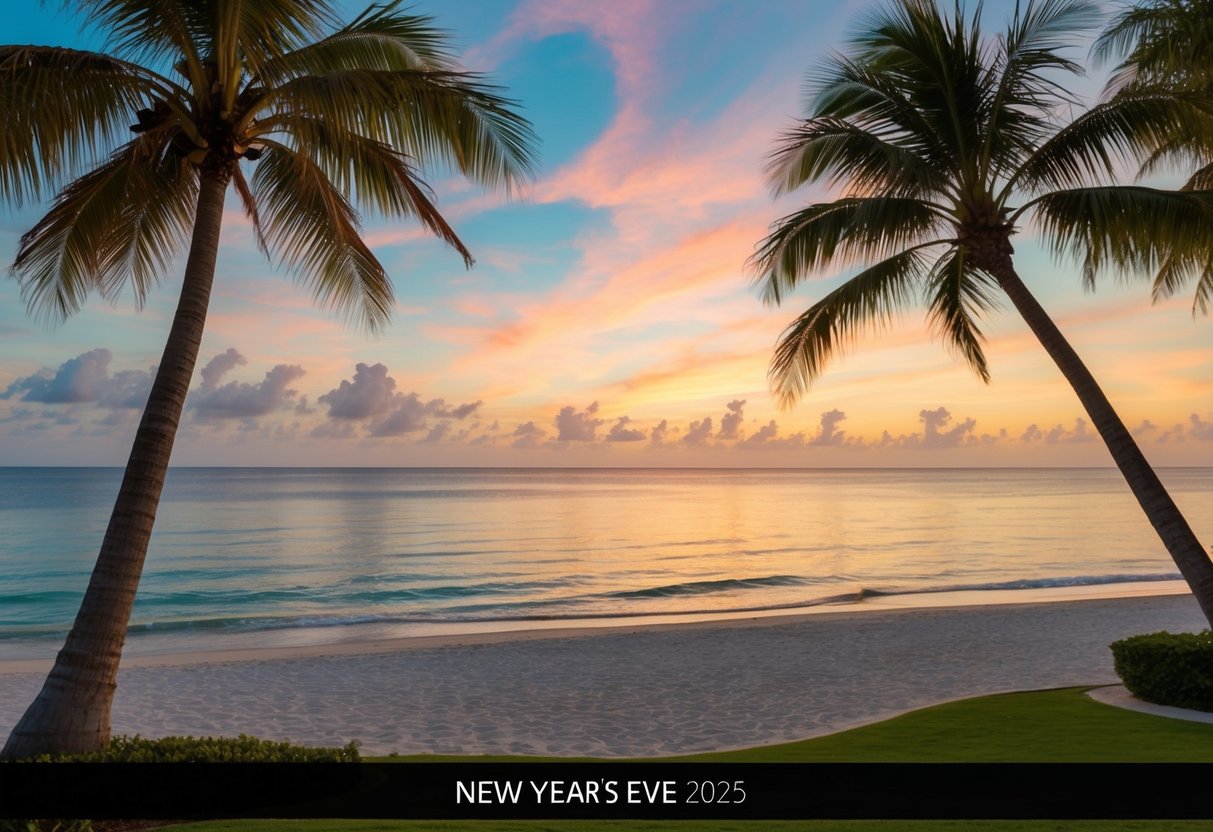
xmin=0 ymin=467 xmax=1208 ymax=658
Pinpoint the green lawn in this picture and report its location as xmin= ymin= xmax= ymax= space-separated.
xmin=167 ymin=687 xmax=1213 ymax=832
xmin=674 ymin=686 xmax=1213 ymax=762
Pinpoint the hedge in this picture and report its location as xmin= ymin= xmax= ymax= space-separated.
xmin=19 ymin=734 xmax=361 ymax=763
xmin=1110 ymin=630 xmax=1213 ymax=712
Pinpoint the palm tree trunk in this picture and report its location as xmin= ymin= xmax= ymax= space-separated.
xmin=992 ymin=256 xmax=1213 ymax=628
xmin=2 ymin=168 xmax=231 ymax=759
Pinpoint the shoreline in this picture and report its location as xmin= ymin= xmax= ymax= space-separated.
xmin=0 ymin=589 xmax=1205 ymax=757
xmin=0 ymin=578 xmax=1193 ymax=675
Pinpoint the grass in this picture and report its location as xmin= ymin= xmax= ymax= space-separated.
xmin=674 ymin=686 xmax=1213 ymax=762
xmin=161 ymin=687 xmax=1213 ymax=832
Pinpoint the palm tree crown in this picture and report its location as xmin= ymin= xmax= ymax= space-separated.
xmin=752 ymin=0 xmax=1213 ymax=624
xmin=1093 ymin=0 xmax=1213 ymax=312
xmin=1 ymin=0 xmax=537 ymax=758
xmin=755 ymin=0 xmax=1211 ymax=402
xmin=4 ymin=0 xmax=534 ymax=327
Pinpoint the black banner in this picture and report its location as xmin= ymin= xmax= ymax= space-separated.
xmin=2 ymin=762 xmax=1211 ymax=819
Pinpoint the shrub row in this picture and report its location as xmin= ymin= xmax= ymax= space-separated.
xmin=21 ymin=734 xmax=360 ymax=763
xmin=1110 ymin=630 xmax=1213 ymax=712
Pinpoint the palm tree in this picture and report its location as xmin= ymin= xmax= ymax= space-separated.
xmin=1094 ymin=0 xmax=1213 ymax=105
xmin=1094 ymin=0 xmax=1213 ymax=312
xmin=1 ymin=0 xmax=536 ymax=758
xmin=751 ymin=0 xmax=1213 ymax=626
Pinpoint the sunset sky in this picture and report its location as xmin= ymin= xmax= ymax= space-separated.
xmin=1 ymin=0 xmax=1211 ymax=467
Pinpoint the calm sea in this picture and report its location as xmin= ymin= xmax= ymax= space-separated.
xmin=0 ymin=467 xmax=1208 ymax=659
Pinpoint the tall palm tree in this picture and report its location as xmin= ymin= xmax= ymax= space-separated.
xmin=1 ymin=0 xmax=536 ymax=758
xmin=1094 ymin=0 xmax=1213 ymax=312
xmin=751 ymin=0 xmax=1213 ymax=626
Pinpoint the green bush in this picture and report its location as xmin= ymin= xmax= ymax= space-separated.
xmin=23 ymin=734 xmax=360 ymax=763
xmin=1110 ymin=630 xmax=1213 ymax=712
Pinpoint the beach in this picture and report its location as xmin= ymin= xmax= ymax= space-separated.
xmin=0 ymin=589 xmax=1205 ymax=757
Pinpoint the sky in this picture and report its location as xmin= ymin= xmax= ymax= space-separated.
xmin=1 ymin=0 xmax=1211 ymax=467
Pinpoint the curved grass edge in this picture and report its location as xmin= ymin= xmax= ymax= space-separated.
xmin=373 ymin=686 xmax=1213 ymax=763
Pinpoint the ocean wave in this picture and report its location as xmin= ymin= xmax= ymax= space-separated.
xmin=855 ymin=572 xmax=1181 ymax=598
xmin=0 ymin=571 xmax=1185 ymax=644
xmin=599 ymin=574 xmax=812 ymax=598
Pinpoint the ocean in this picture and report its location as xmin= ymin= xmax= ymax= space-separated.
xmin=0 ymin=467 xmax=1207 ymax=660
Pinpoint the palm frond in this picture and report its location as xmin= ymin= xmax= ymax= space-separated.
xmin=229 ymin=0 xmax=339 ymax=54
xmin=1093 ymin=0 xmax=1213 ymax=85
xmin=1148 ymin=250 xmax=1213 ymax=317
xmin=846 ymin=0 xmax=989 ymax=178
xmin=769 ymin=245 xmax=936 ymax=408
xmin=751 ymin=197 xmax=946 ymax=304
xmin=980 ymin=0 xmax=1101 ymax=180
xmin=254 ymin=0 xmax=454 ymax=85
xmin=68 ymin=0 xmax=211 ymax=94
xmin=1184 ymin=162 xmax=1213 ymax=192
xmin=925 ymin=248 xmax=998 ymax=381
xmin=1030 ymin=185 xmax=1213 ymax=290
xmin=1006 ymin=0 xmax=1102 ymax=57
xmin=1091 ymin=3 xmax=1160 ymax=65
xmin=265 ymin=69 xmax=537 ymax=193
xmin=220 ymin=0 xmax=339 ymax=85
xmin=1190 ymin=265 xmax=1213 ymax=316
xmin=12 ymin=127 xmax=198 ymax=322
xmin=270 ymin=117 xmax=470 ymax=264
xmin=1011 ymin=91 xmax=1205 ymax=195
xmin=251 ymin=142 xmax=393 ymax=332
xmin=811 ymin=54 xmax=955 ymax=178
xmin=766 ymin=116 xmax=946 ymax=199
xmin=219 ymin=0 xmax=339 ymax=104
xmin=231 ymin=165 xmax=269 ymax=256
xmin=0 ymin=45 xmax=179 ymax=204
xmin=1132 ymin=130 xmax=1211 ymax=182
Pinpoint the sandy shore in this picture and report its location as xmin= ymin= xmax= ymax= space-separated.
xmin=0 ymin=591 xmax=1205 ymax=757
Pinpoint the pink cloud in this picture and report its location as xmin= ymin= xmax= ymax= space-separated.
xmin=808 ymin=409 xmax=849 ymax=447
xmin=606 ymin=415 xmax=646 ymax=442
xmin=718 ymin=399 xmax=746 ymax=439
xmin=471 ymin=0 xmax=665 ymax=100
xmin=554 ymin=401 xmax=603 ymax=441
xmin=420 ymin=3 xmax=811 ymax=409
xmin=682 ymin=416 xmax=713 ymax=446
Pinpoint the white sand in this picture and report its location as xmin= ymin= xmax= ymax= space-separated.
xmin=0 ymin=592 xmax=1205 ymax=757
